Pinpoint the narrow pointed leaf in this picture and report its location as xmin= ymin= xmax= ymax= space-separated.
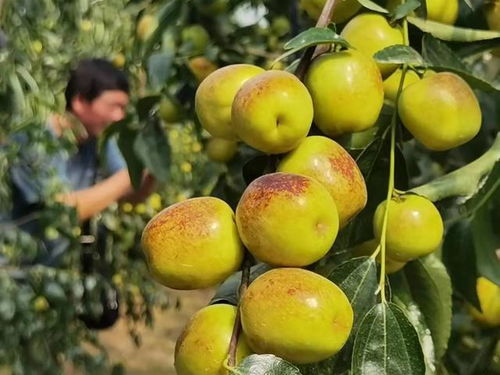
xmin=389 ymin=272 xmax=436 ymax=373
xmin=134 ymin=119 xmax=171 ymax=183
xmin=147 ymin=51 xmax=174 ymax=91
xmin=408 ymin=17 xmax=500 ymax=41
xmin=404 ymin=255 xmax=452 ymax=360
xmin=324 ymin=257 xmax=378 ymax=329
xmin=283 ymin=28 xmax=349 ymax=50
xmin=273 ymin=28 xmax=350 ymax=66
xmin=391 ymin=0 xmax=421 ymax=21
xmin=357 ymin=0 xmax=389 ymax=13
xmin=374 ymin=45 xmax=424 ymax=65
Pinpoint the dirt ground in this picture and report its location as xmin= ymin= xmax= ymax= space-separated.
xmin=99 ymin=288 xmax=214 ymax=375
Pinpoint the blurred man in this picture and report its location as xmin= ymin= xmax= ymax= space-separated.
xmin=9 ymin=58 xmax=155 ymax=328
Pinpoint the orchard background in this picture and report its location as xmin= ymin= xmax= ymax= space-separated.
xmin=0 ymin=0 xmax=499 ymax=374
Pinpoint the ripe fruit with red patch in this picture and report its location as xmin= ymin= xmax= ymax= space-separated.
xmin=141 ymin=197 xmax=244 ymax=289
xmin=277 ymin=136 xmax=367 ymax=227
xmin=236 ymin=172 xmax=339 ymax=267
xmin=240 ymin=268 xmax=353 ymax=364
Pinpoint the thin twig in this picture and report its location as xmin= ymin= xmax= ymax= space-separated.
xmin=294 ymin=0 xmax=338 ymax=80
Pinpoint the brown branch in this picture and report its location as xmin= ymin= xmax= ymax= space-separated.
xmin=227 ymin=256 xmax=252 ymax=367
xmin=294 ymin=0 xmax=339 ymax=80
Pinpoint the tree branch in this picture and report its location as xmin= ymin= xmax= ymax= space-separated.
xmin=411 ymin=132 xmax=500 ymax=202
xmin=294 ymin=0 xmax=338 ymax=80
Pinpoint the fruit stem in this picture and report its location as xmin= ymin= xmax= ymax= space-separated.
xmin=294 ymin=0 xmax=338 ymax=80
xmin=227 ymin=256 xmax=252 ymax=367
xmin=411 ymin=132 xmax=500 ymax=204
xmin=377 ymin=57 xmax=410 ymax=302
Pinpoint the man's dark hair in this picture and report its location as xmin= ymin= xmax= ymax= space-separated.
xmin=65 ymin=58 xmax=129 ymax=110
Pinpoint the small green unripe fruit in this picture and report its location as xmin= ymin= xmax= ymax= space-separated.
xmin=305 ymin=49 xmax=384 ymax=137
xmin=33 ymin=296 xmax=50 ymax=312
xmin=271 ymin=16 xmax=291 ymax=37
xmin=181 ymin=25 xmax=210 ymax=55
xmin=340 ymin=13 xmax=404 ymax=77
xmin=373 ymin=194 xmax=444 ymax=262
xmin=206 ymin=137 xmax=238 ymax=163
xmin=236 ymin=173 xmax=339 ymax=267
xmin=142 ymin=197 xmax=244 ymax=289
xmin=159 ymin=97 xmax=181 ymax=123
xmin=398 ymin=72 xmax=482 ymax=151
xmin=240 ymin=268 xmax=353 ymax=364
xmin=136 ymin=14 xmax=158 ymax=41
xmin=175 ymin=304 xmax=252 ymax=375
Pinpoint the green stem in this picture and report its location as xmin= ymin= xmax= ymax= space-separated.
xmin=376 ymin=3 xmax=410 ymax=302
xmin=411 ymin=132 xmax=500 ymax=202
xmin=378 ymin=114 xmax=397 ymax=303
xmin=227 ymin=256 xmax=251 ymax=367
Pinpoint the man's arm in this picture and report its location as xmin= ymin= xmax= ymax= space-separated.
xmin=59 ymin=170 xmax=157 ymax=221
xmin=58 ymin=169 xmax=132 ymax=221
xmin=121 ymin=172 xmax=157 ymax=204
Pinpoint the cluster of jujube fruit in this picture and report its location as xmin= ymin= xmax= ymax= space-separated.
xmin=140 ymin=2 xmax=487 ymax=373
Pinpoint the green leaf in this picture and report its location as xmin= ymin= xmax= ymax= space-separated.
xmin=471 ymin=202 xmax=500 ymax=285
xmin=389 ymin=272 xmax=436 ymax=373
xmin=230 ymin=354 xmax=301 ymax=375
xmin=136 ymin=95 xmax=161 ymax=121
xmin=442 ymin=219 xmax=480 ymax=309
xmin=357 ymin=0 xmax=389 ymax=13
xmin=134 ymin=118 xmax=170 ymax=183
xmin=283 ymin=28 xmax=349 ymax=50
xmin=118 ymin=126 xmax=144 ymax=190
xmin=147 ymin=51 xmax=174 ymax=91
xmin=352 ymin=303 xmax=425 ymax=375
xmin=465 ymin=162 xmax=500 ymax=217
xmin=273 ymin=28 xmax=351 ymax=65
xmin=242 ymin=154 xmax=276 ymax=185
xmin=144 ymin=0 xmax=185 ymax=53
xmin=390 ymin=0 xmax=421 ymax=21
xmin=408 ymin=16 xmax=500 ymax=42
xmin=422 ymin=36 xmax=500 ymax=93
xmin=421 ymin=34 xmax=467 ymax=70
xmin=404 ymin=255 xmax=452 ymax=360
xmin=462 ymin=0 xmax=473 ymax=10
xmin=373 ymin=45 xmax=425 ymax=65
xmin=455 ymin=38 xmax=500 ymax=57
xmin=324 ymin=257 xmax=378 ymax=329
